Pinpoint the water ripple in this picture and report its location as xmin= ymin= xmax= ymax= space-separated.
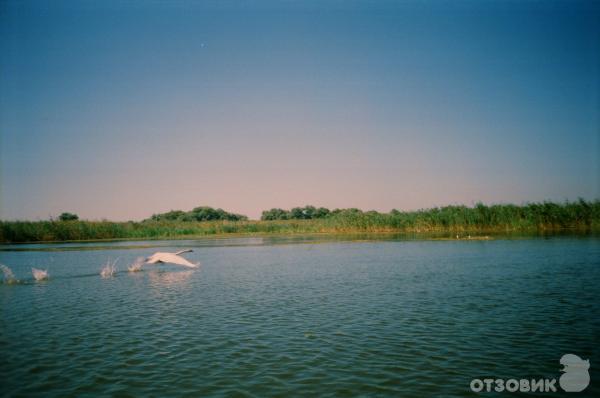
xmin=1 ymin=238 xmax=599 ymax=396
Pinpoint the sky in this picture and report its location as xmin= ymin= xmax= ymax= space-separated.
xmin=1 ymin=0 xmax=599 ymax=221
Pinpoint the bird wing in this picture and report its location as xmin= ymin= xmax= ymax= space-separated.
xmin=161 ymin=253 xmax=199 ymax=268
xmin=146 ymin=253 xmax=163 ymax=264
xmin=175 ymin=249 xmax=193 ymax=255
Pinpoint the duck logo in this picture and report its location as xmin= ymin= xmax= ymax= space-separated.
xmin=559 ymin=354 xmax=590 ymax=392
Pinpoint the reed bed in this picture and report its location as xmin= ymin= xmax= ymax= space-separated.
xmin=1 ymin=200 xmax=598 ymax=243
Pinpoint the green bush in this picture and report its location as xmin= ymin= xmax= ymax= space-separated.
xmin=58 ymin=212 xmax=79 ymax=221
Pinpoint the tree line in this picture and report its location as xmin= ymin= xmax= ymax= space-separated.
xmin=147 ymin=206 xmax=248 ymax=222
xmin=44 ymin=200 xmax=600 ymax=225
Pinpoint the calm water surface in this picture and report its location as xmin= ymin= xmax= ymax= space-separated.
xmin=1 ymin=237 xmax=599 ymax=397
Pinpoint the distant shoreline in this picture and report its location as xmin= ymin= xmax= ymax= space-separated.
xmin=1 ymin=229 xmax=599 ymax=248
xmin=1 ymin=200 xmax=598 ymax=243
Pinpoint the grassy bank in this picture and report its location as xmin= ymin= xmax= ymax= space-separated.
xmin=1 ymin=201 xmax=598 ymax=243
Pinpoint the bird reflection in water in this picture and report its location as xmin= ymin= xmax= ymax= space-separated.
xmin=148 ymin=270 xmax=194 ymax=287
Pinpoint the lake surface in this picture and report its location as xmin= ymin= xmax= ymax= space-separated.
xmin=1 ymin=236 xmax=599 ymax=397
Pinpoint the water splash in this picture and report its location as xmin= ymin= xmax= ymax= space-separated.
xmin=1 ymin=264 xmax=18 ymax=284
xmin=128 ymin=257 xmax=145 ymax=272
xmin=100 ymin=259 xmax=118 ymax=278
xmin=32 ymin=268 xmax=49 ymax=281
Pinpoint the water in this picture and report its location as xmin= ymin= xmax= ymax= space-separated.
xmin=127 ymin=257 xmax=145 ymax=273
xmin=31 ymin=268 xmax=49 ymax=281
xmin=1 ymin=236 xmax=598 ymax=397
xmin=99 ymin=259 xmax=118 ymax=278
xmin=1 ymin=264 xmax=18 ymax=284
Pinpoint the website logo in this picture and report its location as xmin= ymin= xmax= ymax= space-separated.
xmin=470 ymin=354 xmax=590 ymax=393
xmin=559 ymin=354 xmax=590 ymax=392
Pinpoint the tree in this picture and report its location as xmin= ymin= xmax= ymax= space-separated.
xmin=261 ymin=208 xmax=289 ymax=220
xmin=150 ymin=210 xmax=185 ymax=221
xmin=314 ymin=207 xmax=330 ymax=218
xmin=59 ymin=212 xmax=79 ymax=221
xmin=146 ymin=206 xmax=248 ymax=222
xmin=290 ymin=207 xmax=307 ymax=219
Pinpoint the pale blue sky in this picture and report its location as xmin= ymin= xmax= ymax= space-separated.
xmin=1 ymin=0 xmax=598 ymax=220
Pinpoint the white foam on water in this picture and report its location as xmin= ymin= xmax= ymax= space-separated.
xmin=31 ymin=268 xmax=49 ymax=281
xmin=100 ymin=259 xmax=118 ymax=278
xmin=128 ymin=257 xmax=145 ymax=272
xmin=1 ymin=264 xmax=18 ymax=284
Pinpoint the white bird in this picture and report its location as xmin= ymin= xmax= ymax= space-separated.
xmin=145 ymin=249 xmax=199 ymax=268
xmin=32 ymin=268 xmax=49 ymax=281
